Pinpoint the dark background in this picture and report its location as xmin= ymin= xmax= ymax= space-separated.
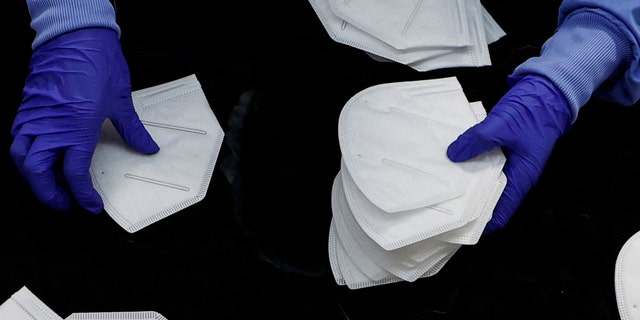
xmin=2 ymin=1 xmax=640 ymax=319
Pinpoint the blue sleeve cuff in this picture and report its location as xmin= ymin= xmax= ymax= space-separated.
xmin=27 ymin=0 xmax=120 ymax=50
xmin=511 ymin=10 xmax=633 ymax=123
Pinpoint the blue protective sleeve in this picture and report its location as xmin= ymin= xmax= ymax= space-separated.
xmin=27 ymin=0 xmax=120 ymax=50
xmin=511 ymin=0 xmax=640 ymax=122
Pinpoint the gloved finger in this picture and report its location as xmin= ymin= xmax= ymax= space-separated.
xmin=483 ymin=184 xmax=519 ymax=234
xmin=447 ymin=116 xmax=507 ymax=162
xmin=21 ymin=139 xmax=73 ymax=211
xmin=482 ymin=153 xmax=532 ymax=234
xmin=64 ymin=148 xmax=104 ymax=214
xmin=10 ymin=134 xmax=33 ymax=178
xmin=111 ymin=104 xmax=159 ymax=155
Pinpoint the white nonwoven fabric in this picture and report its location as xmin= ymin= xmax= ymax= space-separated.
xmin=0 ymin=287 xmax=63 ymax=320
xmin=0 ymin=287 xmax=168 ymax=320
xmin=308 ymin=0 xmax=503 ymax=72
xmin=431 ymin=101 xmax=507 ymax=245
xmin=338 ymin=77 xmax=481 ymax=214
xmin=327 ymin=0 xmax=471 ymax=50
xmin=332 ymin=172 xmax=461 ymax=282
xmin=330 ymin=174 xmax=390 ymax=282
xmin=327 ymin=78 xmax=508 ymax=289
xmin=329 ymin=218 xmax=434 ymax=289
xmin=90 ymin=74 xmax=225 ymax=233
xmin=408 ymin=3 xmax=492 ymax=72
xmin=66 ymin=311 xmax=168 ymax=320
xmin=615 ymin=230 xmax=640 ymax=320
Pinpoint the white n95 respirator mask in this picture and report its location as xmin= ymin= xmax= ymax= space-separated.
xmin=616 ymin=230 xmax=640 ymax=320
xmin=0 ymin=287 xmax=62 ymax=320
xmin=90 ymin=74 xmax=225 ymax=233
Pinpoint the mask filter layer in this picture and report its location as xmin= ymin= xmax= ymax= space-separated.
xmin=0 ymin=287 xmax=62 ymax=320
xmin=329 ymin=77 xmax=507 ymax=289
xmin=91 ymin=74 xmax=225 ymax=233
xmin=615 ymin=230 xmax=640 ymax=320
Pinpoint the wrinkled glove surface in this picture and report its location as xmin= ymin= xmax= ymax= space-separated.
xmin=10 ymin=27 xmax=159 ymax=214
xmin=447 ymin=75 xmax=572 ymax=233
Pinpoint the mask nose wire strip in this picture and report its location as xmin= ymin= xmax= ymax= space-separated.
xmin=141 ymin=120 xmax=208 ymax=135
xmin=121 ymin=120 xmax=210 ymax=191
xmin=402 ymin=0 xmax=423 ymax=35
xmin=123 ymin=174 xmax=190 ymax=191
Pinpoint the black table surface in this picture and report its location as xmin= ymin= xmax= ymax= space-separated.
xmin=2 ymin=1 xmax=640 ymax=319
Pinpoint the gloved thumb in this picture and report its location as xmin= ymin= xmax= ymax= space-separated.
xmin=111 ymin=109 xmax=160 ymax=155
xmin=447 ymin=118 xmax=504 ymax=163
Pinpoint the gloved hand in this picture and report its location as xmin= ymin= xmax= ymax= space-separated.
xmin=10 ymin=27 xmax=159 ymax=214
xmin=447 ymin=75 xmax=572 ymax=233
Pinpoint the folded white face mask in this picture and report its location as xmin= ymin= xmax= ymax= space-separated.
xmin=615 ymin=230 xmax=640 ymax=320
xmin=329 ymin=218 xmax=423 ymax=290
xmin=327 ymin=0 xmax=470 ymax=50
xmin=330 ymin=175 xmax=389 ymax=282
xmin=329 ymin=215 xmax=455 ymax=290
xmin=364 ymin=5 xmax=504 ymax=65
xmin=408 ymin=3 xmax=492 ymax=72
xmin=338 ymin=79 xmax=506 ymax=250
xmin=90 ymin=74 xmax=225 ymax=233
xmin=66 ymin=312 xmax=168 ymax=320
xmin=338 ymin=77 xmax=485 ymax=214
xmin=481 ymin=4 xmax=506 ymax=44
xmin=333 ymin=170 xmax=461 ymax=282
xmin=308 ymin=0 xmax=501 ymax=72
xmin=0 ymin=287 xmax=62 ymax=320
xmin=0 ymin=287 xmax=169 ymax=320
xmin=432 ymin=102 xmax=507 ymax=245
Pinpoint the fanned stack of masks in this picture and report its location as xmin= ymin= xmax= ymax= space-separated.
xmin=308 ymin=0 xmax=506 ymax=72
xmin=0 ymin=287 xmax=168 ymax=320
xmin=329 ymin=77 xmax=507 ymax=289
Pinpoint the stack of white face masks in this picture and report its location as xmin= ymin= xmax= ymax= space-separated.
xmin=615 ymin=230 xmax=640 ymax=320
xmin=308 ymin=0 xmax=506 ymax=72
xmin=90 ymin=74 xmax=225 ymax=233
xmin=0 ymin=287 xmax=169 ymax=320
xmin=329 ymin=77 xmax=507 ymax=289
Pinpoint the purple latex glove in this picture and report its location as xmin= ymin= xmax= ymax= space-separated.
xmin=10 ymin=28 xmax=159 ymax=214
xmin=447 ymin=75 xmax=572 ymax=233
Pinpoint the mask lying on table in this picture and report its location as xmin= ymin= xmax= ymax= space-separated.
xmin=90 ymin=74 xmax=225 ymax=233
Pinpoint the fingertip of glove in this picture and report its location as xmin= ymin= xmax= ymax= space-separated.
xmin=143 ymin=139 xmax=160 ymax=155
xmin=50 ymin=198 xmax=74 ymax=212
xmin=446 ymin=140 xmax=466 ymax=162
xmin=82 ymin=199 xmax=104 ymax=215
xmin=87 ymin=206 xmax=104 ymax=215
xmin=482 ymin=224 xmax=498 ymax=235
xmin=131 ymin=135 xmax=160 ymax=155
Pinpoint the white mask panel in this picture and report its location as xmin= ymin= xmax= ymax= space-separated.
xmin=0 ymin=287 xmax=62 ymax=320
xmin=330 ymin=175 xmax=390 ymax=282
xmin=335 ymin=169 xmax=463 ymax=282
xmin=338 ymin=77 xmax=484 ymax=214
xmin=432 ymin=101 xmax=507 ymax=245
xmin=327 ymin=0 xmax=470 ymax=50
xmin=337 ymin=79 xmax=506 ymax=250
xmin=90 ymin=74 xmax=225 ymax=233
xmin=408 ymin=3 xmax=492 ymax=71
xmin=308 ymin=0 xmax=471 ymax=67
xmin=309 ymin=0 xmax=503 ymax=72
xmin=615 ymin=230 xmax=640 ymax=320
